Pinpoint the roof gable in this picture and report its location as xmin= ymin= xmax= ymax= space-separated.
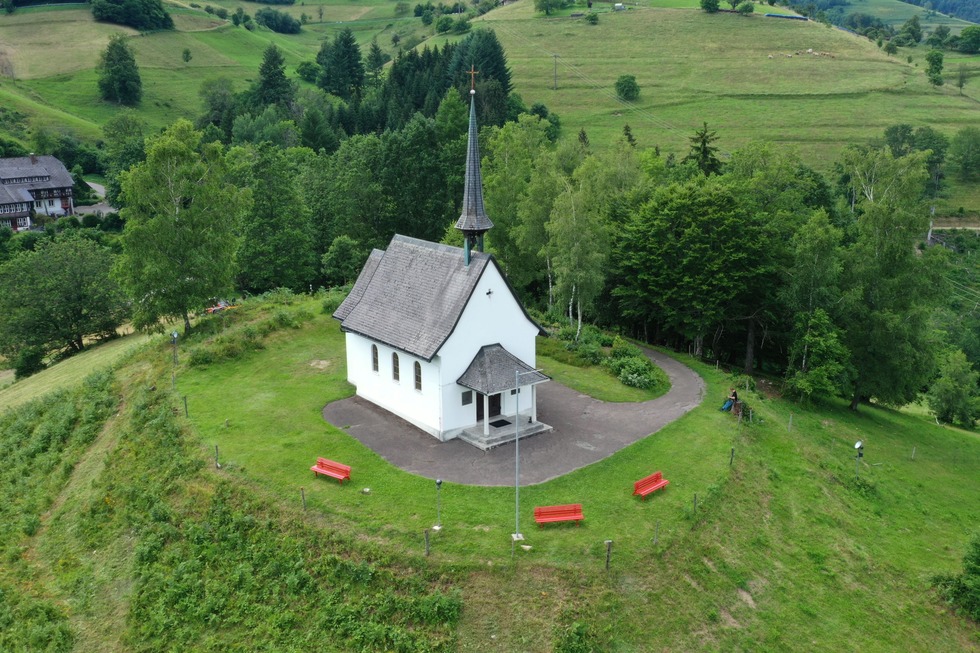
xmin=333 ymin=235 xmax=541 ymax=361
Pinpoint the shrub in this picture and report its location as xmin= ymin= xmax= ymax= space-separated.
xmin=584 ymin=11 xmax=598 ymax=24
xmin=614 ymin=74 xmax=640 ymax=101
xmin=14 ymin=346 xmax=46 ymax=379
xmin=435 ymin=15 xmax=453 ymax=32
xmin=609 ymin=336 xmax=642 ymax=359
xmin=736 ymin=1 xmax=754 ymax=14
xmin=932 ymin=531 xmax=980 ymax=621
xmin=700 ymin=0 xmax=720 ymax=12
xmin=616 ymin=356 xmax=659 ymax=389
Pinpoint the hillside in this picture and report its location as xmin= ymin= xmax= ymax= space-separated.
xmin=0 ymin=0 xmax=977 ymax=210
xmin=2 ymin=296 xmax=978 ymax=651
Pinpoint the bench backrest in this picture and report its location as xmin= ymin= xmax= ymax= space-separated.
xmin=536 ymin=503 xmax=582 ymax=516
xmin=636 ymin=471 xmax=663 ymax=487
xmin=317 ymin=457 xmax=350 ymax=473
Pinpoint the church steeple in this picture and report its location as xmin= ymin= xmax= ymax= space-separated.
xmin=455 ymin=67 xmax=493 ymax=266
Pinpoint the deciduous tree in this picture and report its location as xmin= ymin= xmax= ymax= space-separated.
xmin=0 ymin=234 xmax=127 ymax=364
xmin=117 ymin=120 xmax=248 ymax=333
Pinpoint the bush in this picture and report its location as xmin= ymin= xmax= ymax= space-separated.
xmin=700 ymin=0 xmax=720 ymax=12
xmin=614 ymin=74 xmax=640 ymax=101
xmin=435 ymin=15 xmax=453 ymax=32
xmin=932 ymin=531 xmax=980 ymax=621
xmin=736 ymin=1 xmax=754 ymax=14
xmin=254 ymin=7 xmax=301 ymax=33
xmin=584 ymin=11 xmax=598 ymax=24
xmin=14 ymin=346 xmax=46 ymax=379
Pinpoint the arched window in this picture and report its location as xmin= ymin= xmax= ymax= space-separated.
xmin=371 ymin=345 xmax=378 ymax=372
xmin=392 ymin=353 xmax=400 ymax=382
xmin=414 ymin=362 xmax=422 ymax=391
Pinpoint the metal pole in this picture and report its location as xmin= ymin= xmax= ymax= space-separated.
xmin=604 ymin=540 xmax=613 ymax=571
xmin=301 ymin=487 xmax=306 ymax=510
xmin=183 ymin=396 xmax=188 ymax=418
xmin=654 ymin=521 xmax=659 ymax=545
xmin=424 ymin=529 xmax=430 ymax=556
xmin=515 ymin=369 xmax=521 ymax=538
xmin=855 ymin=454 xmax=859 ymax=480
xmin=729 ymin=447 xmax=734 ymax=466
xmin=214 ymin=444 xmax=219 ymax=468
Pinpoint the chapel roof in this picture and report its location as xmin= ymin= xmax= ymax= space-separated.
xmin=332 ymin=235 xmax=543 ymax=361
xmin=454 ymin=91 xmax=493 ymax=235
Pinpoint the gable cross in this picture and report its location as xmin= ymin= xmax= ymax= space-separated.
xmin=467 ymin=65 xmax=479 ymax=91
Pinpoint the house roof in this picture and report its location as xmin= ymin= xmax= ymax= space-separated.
xmin=0 ymin=155 xmax=73 ymax=192
xmin=457 ymin=344 xmax=549 ymax=395
xmin=333 ymin=234 xmax=544 ymax=361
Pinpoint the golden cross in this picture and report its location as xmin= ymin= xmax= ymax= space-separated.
xmin=467 ymin=65 xmax=479 ymax=91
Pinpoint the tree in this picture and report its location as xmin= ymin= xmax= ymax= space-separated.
xmin=949 ymin=127 xmax=980 ymax=181
xmin=927 ymin=349 xmax=980 ymax=427
xmin=898 ymin=15 xmax=923 ymax=44
xmin=102 ymin=110 xmax=147 ymax=206
xmin=926 ymin=25 xmax=950 ymax=48
xmin=317 ymin=28 xmax=364 ymax=101
xmin=683 ymin=122 xmax=722 ymax=176
xmin=957 ymin=25 xmax=980 ymax=54
xmin=251 ymin=44 xmax=295 ymax=110
xmin=254 ymin=7 xmax=301 ymax=33
xmin=321 ymin=235 xmax=365 ymax=286
xmin=366 ymin=40 xmax=389 ymax=86
xmin=926 ymin=49 xmax=944 ymax=85
xmin=229 ymin=144 xmax=316 ymax=294
xmin=533 ymin=0 xmax=566 ymax=15
xmin=98 ymin=35 xmax=142 ymax=106
xmin=91 ymin=0 xmax=173 ymax=30
xmin=117 ymin=120 xmax=249 ymax=333
xmin=299 ymin=107 xmax=338 ymax=154
xmin=182 ymin=48 xmax=192 ymax=63
xmin=956 ymin=64 xmax=968 ymax=94
xmin=700 ymin=0 xmax=720 ymax=11
xmin=614 ymin=75 xmax=640 ymax=101
xmin=837 ymin=147 xmax=945 ymax=410
xmin=0 ymin=234 xmax=127 ymax=364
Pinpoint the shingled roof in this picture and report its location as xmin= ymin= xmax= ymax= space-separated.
xmin=333 ymin=235 xmax=542 ymax=361
xmin=457 ymin=344 xmax=549 ymax=395
xmin=0 ymin=155 xmax=73 ymax=191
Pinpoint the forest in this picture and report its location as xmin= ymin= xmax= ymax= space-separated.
xmin=1 ymin=28 xmax=978 ymax=425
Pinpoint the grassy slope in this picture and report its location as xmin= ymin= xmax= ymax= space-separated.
xmin=164 ymin=300 xmax=980 ymax=650
xmin=2 ymin=297 xmax=978 ymax=650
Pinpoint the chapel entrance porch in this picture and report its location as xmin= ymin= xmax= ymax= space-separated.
xmin=457 ymin=408 xmax=553 ymax=451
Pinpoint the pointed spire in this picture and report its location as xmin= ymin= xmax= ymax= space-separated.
xmin=455 ymin=81 xmax=493 ymax=265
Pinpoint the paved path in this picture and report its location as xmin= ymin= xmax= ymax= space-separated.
xmin=322 ymin=349 xmax=705 ymax=486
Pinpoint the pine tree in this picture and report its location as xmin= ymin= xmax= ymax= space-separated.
xmin=252 ymin=44 xmax=294 ymax=110
xmin=98 ymin=35 xmax=142 ymax=106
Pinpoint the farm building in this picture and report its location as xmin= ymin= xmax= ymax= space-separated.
xmin=333 ymin=90 xmax=550 ymax=449
xmin=0 ymin=154 xmax=75 ymax=232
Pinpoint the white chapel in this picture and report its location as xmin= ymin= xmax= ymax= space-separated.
xmin=333 ymin=88 xmax=550 ymax=449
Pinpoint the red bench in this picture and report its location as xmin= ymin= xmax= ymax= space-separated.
xmin=633 ymin=471 xmax=669 ymax=499
xmin=534 ymin=503 xmax=584 ymax=527
xmin=310 ymin=457 xmax=351 ymax=484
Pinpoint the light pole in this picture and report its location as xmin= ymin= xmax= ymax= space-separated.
xmin=433 ymin=478 xmax=443 ymax=531
xmin=513 ymin=368 xmax=542 ymax=543
xmin=171 ymin=330 xmax=179 ymax=365
xmin=854 ymin=441 xmax=864 ymax=480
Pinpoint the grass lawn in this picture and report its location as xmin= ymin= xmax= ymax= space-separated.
xmin=168 ymin=297 xmax=980 ymax=650
xmin=3 ymin=294 xmax=978 ymax=650
xmin=0 ymin=331 xmax=153 ymax=411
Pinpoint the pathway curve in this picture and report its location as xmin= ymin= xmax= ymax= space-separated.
xmin=322 ymin=349 xmax=705 ymax=486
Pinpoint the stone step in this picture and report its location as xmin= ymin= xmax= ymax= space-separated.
xmin=458 ymin=422 xmax=552 ymax=451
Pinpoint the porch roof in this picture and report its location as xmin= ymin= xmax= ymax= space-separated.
xmin=457 ymin=344 xmax=549 ymax=395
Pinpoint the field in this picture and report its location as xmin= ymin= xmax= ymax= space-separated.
xmin=1 ymin=0 xmax=976 ymax=210
xmin=2 ymin=295 xmax=978 ymax=651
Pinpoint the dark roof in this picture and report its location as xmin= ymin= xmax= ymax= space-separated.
xmin=454 ymin=92 xmax=493 ymax=235
xmin=0 ymin=155 xmax=73 ymax=192
xmin=333 ymin=249 xmax=383 ymax=322
xmin=333 ymin=234 xmax=544 ymax=361
xmin=457 ymin=344 xmax=549 ymax=395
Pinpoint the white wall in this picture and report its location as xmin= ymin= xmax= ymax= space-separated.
xmin=345 ymin=332 xmax=443 ymax=438
xmin=437 ymin=263 xmax=539 ymax=435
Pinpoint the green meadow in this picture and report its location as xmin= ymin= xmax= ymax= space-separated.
xmin=2 ymin=295 xmax=978 ymax=650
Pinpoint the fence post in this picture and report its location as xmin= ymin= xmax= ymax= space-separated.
xmin=424 ymin=529 xmax=431 ymax=557
xmin=653 ymin=521 xmax=659 ymax=546
xmin=183 ymin=395 xmax=189 ymax=418
xmin=693 ymin=493 xmax=698 ymax=514
xmin=604 ymin=539 xmax=613 ymax=571
xmin=214 ymin=444 xmax=220 ymax=468
xmin=729 ymin=447 xmax=735 ymax=466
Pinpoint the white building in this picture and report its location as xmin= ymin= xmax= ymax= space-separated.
xmin=333 ymin=90 xmax=550 ymax=449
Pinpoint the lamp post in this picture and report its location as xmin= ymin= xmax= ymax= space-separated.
xmin=513 ymin=368 xmax=542 ymax=543
xmin=433 ymin=478 xmax=443 ymax=531
xmin=854 ymin=440 xmax=864 ymax=480
xmin=171 ymin=330 xmax=179 ymax=365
